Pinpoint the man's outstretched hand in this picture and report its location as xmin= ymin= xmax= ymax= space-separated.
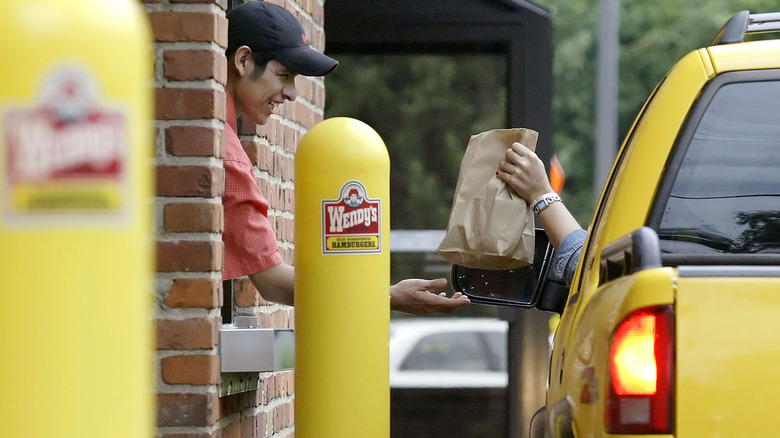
xmin=389 ymin=278 xmax=470 ymax=315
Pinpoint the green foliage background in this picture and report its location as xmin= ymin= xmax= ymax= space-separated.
xmin=531 ymin=0 xmax=778 ymax=225
xmin=325 ymin=1 xmax=778 ymax=230
xmin=325 ymin=54 xmax=507 ymax=230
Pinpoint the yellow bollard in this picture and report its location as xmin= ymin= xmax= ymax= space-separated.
xmin=0 ymin=0 xmax=154 ymax=437
xmin=295 ymin=118 xmax=391 ymax=438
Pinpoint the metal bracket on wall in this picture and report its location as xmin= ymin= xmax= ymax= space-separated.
xmin=218 ymin=315 xmax=295 ymax=396
xmin=219 ymin=316 xmax=295 ymax=372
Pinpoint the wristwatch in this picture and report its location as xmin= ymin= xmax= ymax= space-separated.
xmin=531 ymin=192 xmax=562 ymax=215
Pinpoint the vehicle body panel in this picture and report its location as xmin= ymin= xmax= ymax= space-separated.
xmin=545 ymin=29 xmax=780 ymax=438
xmin=558 ymin=269 xmax=676 ymax=436
xmin=547 ymin=49 xmax=713 ymax=420
xmin=708 ymin=40 xmax=780 ymax=72
xmin=451 ymin=17 xmax=780 ymax=438
xmin=675 ymin=271 xmax=780 ymax=436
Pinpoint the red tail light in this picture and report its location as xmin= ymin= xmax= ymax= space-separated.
xmin=606 ymin=306 xmax=673 ymax=433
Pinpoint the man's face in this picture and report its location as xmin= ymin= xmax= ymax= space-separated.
xmin=234 ymin=58 xmax=298 ymax=126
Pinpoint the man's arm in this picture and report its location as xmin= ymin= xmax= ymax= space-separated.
xmin=248 ymin=265 xmax=468 ymax=314
xmin=248 ymin=263 xmax=295 ymax=306
xmin=389 ymin=278 xmax=470 ymax=314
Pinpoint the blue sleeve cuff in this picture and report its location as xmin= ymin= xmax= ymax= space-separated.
xmin=551 ymin=228 xmax=587 ymax=285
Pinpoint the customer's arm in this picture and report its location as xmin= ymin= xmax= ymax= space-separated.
xmin=497 ymin=142 xmax=581 ymax=249
xmin=497 ymin=142 xmax=586 ymax=285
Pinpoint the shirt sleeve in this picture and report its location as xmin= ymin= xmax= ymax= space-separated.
xmin=551 ymin=228 xmax=587 ymax=286
xmin=222 ymin=157 xmax=284 ymax=280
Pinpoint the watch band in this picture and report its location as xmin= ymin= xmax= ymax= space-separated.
xmin=531 ymin=192 xmax=562 ymax=215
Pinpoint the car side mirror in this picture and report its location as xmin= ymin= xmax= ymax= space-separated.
xmin=450 ymin=228 xmax=568 ymax=314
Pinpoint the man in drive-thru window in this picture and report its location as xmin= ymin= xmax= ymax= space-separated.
xmin=222 ymin=1 xmax=470 ymax=314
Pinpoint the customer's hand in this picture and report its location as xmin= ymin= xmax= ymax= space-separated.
xmin=390 ymin=278 xmax=470 ymax=315
xmin=497 ymin=142 xmax=554 ymax=203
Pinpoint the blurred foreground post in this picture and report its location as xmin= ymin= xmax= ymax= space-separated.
xmin=0 ymin=0 xmax=155 ymax=436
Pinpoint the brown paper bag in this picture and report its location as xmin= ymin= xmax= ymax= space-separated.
xmin=437 ymin=128 xmax=538 ymax=270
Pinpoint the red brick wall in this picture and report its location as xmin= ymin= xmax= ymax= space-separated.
xmin=143 ymin=0 xmax=329 ymax=435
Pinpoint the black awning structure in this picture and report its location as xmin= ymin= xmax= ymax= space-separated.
xmin=326 ymin=4 xmax=555 ymax=437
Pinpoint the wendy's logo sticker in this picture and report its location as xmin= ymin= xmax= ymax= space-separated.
xmin=322 ymin=180 xmax=382 ymax=254
xmin=2 ymin=65 xmax=129 ymax=225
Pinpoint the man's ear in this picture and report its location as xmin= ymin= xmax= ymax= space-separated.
xmin=232 ymin=46 xmax=254 ymax=77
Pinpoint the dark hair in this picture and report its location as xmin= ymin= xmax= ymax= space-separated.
xmin=225 ymin=48 xmax=275 ymax=78
xmin=249 ymin=50 xmax=274 ymax=78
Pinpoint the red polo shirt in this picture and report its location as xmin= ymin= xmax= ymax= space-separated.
xmin=222 ymin=93 xmax=284 ymax=280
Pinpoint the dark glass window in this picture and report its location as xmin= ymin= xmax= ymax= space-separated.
xmin=656 ymin=79 xmax=780 ymax=254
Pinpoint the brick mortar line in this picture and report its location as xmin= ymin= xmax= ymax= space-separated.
xmin=155 ymin=119 xmax=224 ymax=129
xmin=154 ymin=79 xmax=225 ymax=89
xmin=235 ymin=304 xmax=294 ymax=316
xmin=155 ymin=271 xmax=223 ymax=282
xmin=155 ymin=197 xmax=223 ymax=205
xmin=143 ymin=3 xmax=225 ymax=14
xmin=269 ymin=427 xmax=295 ymax=438
xmin=155 ymin=307 xmax=221 ymax=320
xmin=154 ymin=383 xmax=217 ymax=395
xmin=154 ymin=41 xmax=223 ymax=51
xmin=155 ymin=233 xmax=223 ymax=242
xmin=154 ymin=155 xmax=223 ymax=167
xmin=156 ymin=349 xmax=219 ymax=359
xmin=156 ymin=426 xmax=217 ymax=436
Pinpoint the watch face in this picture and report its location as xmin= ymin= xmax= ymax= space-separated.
xmin=533 ymin=194 xmax=561 ymax=215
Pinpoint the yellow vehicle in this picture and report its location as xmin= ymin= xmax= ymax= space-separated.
xmin=454 ymin=10 xmax=780 ymax=437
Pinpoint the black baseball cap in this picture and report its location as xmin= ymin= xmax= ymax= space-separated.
xmin=227 ymin=1 xmax=338 ymax=77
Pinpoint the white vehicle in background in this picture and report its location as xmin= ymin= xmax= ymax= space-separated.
xmin=389 ymin=317 xmax=508 ymax=388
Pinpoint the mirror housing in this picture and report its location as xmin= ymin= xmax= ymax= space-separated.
xmin=450 ymin=228 xmax=568 ymax=314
